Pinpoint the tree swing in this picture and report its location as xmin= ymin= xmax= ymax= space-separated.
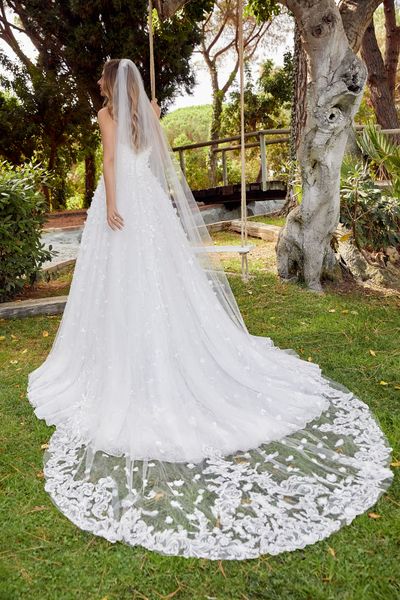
xmin=148 ymin=0 xmax=254 ymax=281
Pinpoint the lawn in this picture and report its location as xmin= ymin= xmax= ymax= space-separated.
xmin=0 ymin=255 xmax=399 ymax=599
xmin=247 ymin=214 xmax=286 ymax=227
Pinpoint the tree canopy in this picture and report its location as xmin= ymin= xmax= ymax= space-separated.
xmin=0 ymin=0 xmax=212 ymax=207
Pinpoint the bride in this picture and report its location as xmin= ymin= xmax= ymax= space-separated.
xmin=27 ymin=58 xmax=393 ymax=560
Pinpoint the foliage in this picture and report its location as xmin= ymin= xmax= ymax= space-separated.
xmin=162 ymin=105 xmax=212 ymax=189
xmin=0 ymin=0 xmax=212 ymax=208
xmin=247 ymin=0 xmax=281 ymax=22
xmin=354 ymin=87 xmax=377 ymax=126
xmin=356 ymin=123 xmax=400 ymax=198
xmin=219 ymin=56 xmax=293 ymax=185
xmin=222 ymin=55 xmax=292 ymax=134
xmin=0 ymin=160 xmax=56 ymax=302
xmin=0 ymin=91 xmax=37 ymax=163
xmin=340 ymin=156 xmax=400 ymax=251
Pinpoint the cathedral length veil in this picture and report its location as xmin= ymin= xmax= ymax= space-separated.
xmin=27 ymin=59 xmax=394 ymax=560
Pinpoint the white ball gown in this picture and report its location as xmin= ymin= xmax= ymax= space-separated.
xmin=27 ymin=59 xmax=393 ymax=560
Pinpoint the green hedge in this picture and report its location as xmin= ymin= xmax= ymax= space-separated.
xmin=0 ymin=160 xmax=56 ymax=302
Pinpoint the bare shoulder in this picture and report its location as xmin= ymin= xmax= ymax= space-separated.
xmin=97 ymin=106 xmax=113 ymax=125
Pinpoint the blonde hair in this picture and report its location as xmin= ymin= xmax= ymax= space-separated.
xmin=101 ymin=59 xmax=141 ymax=150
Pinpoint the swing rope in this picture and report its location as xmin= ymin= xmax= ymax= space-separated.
xmin=148 ymin=0 xmax=156 ymax=102
xmin=238 ymin=0 xmax=248 ymax=250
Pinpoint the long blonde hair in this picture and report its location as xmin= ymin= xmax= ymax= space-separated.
xmin=101 ymin=58 xmax=141 ymax=150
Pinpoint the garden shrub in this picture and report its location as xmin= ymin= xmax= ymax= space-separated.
xmin=0 ymin=160 xmax=56 ymax=302
xmin=340 ymin=156 xmax=400 ymax=252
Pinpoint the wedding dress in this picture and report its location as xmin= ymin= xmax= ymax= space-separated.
xmin=27 ymin=59 xmax=393 ymax=560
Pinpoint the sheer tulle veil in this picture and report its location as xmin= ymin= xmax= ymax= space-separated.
xmin=113 ymin=57 xmax=247 ymax=331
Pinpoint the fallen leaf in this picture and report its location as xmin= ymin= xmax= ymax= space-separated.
xmin=36 ymin=471 xmax=44 ymax=479
xmin=10 ymin=360 xmax=18 ymax=365
xmin=307 ymin=357 xmax=313 ymax=362
xmin=369 ymin=349 xmax=377 ymax=357
xmin=328 ymin=309 xmax=336 ymax=313
xmin=42 ymin=331 xmax=49 ymax=337
xmin=368 ymin=512 xmax=381 ymax=519
xmin=0 ymin=335 xmax=5 ymax=341
xmin=379 ymin=381 xmax=389 ymax=386
xmin=341 ymin=309 xmax=349 ymax=314
xmin=10 ymin=334 xmax=18 ymax=339
xmin=21 ymin=348 xmax=28 ymax=354
xmin=41 ymin=443 xmax=49 ymax=450
xmin=23 ymin=505 xmax=48 ymax=514
xmin=394 ymin=385 xmax=400 ymax=390
xmin=390 ymin=461 xmax=400 ymax=467
xmin=328 ymin=546 xmax=336 ymax=558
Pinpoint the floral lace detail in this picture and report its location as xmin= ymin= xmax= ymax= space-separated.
xmin=42 ymin=377 xmax=393 ymax=560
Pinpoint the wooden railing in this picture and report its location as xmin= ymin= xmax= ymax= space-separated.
xmin=171 ymin=125 xmax=400 ymax=191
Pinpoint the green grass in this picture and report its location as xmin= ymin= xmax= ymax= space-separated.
xmin=247 ymin=214 xmax=286 ymax=227
xmin=0 ymin=270 xmax=399 ymax=599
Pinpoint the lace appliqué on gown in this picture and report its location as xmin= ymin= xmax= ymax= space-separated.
xmin=42 ymin=377 xmax=392 ymax=560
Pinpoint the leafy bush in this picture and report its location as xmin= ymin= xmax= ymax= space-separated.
xmin=340 ymin=156 xmax=400 ymax=251
xmin=357 ymin=123 xmax=400 ymax=198
xmin=0 ymin=160 xmax=56 ymax=302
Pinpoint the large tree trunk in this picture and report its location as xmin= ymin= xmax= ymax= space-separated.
xmin=383 ymin=0 xmax=400 ymax=98
xmin=209 ymin=69 xmax=223 ymax=187
xmin=361 ymin=19 xmax=400 ymax=134
xmin=292 ymin=22 xmax=308 ymax=156
xmin=84 ymin=153 xmax=96 ymax=208
xmin=275 ymin=0 xmax=375 ymax=292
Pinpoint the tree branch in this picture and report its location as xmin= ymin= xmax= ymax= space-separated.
xmin=338 ymin=0 xmax=383 ymax=52
xmin=0 ymin=1 xmax=37 ymax=72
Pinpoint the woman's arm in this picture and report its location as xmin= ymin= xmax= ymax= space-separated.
xmin=97 ymin=107 xmax=124 ymax=230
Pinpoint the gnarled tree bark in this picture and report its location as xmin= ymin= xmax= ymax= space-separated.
xmin=275 ymin=0 xmax=372 ymax=291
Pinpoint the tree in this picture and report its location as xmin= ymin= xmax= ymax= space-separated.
xmin=0 ymin=49 xmax=92 ymax=209
xmin=0 ymin=0 xmax=211 ymax=208
xmin=156 ymin=0 xmax=385 ymax=292
xmin=222 ymin=55 xmax=293 ymax=133
xmin=162 ymin=105 xmax=212 ymax=189
xmin=197 ymin=0 xmax=275 ymax=184
xmin=361 ymin=0 xmax=400 ymax=136
xmin=0 ymin=91 xmax=37 ymax=163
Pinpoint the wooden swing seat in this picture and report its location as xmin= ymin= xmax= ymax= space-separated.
xmin=192 ymin=244 xmax=255 ymax=279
